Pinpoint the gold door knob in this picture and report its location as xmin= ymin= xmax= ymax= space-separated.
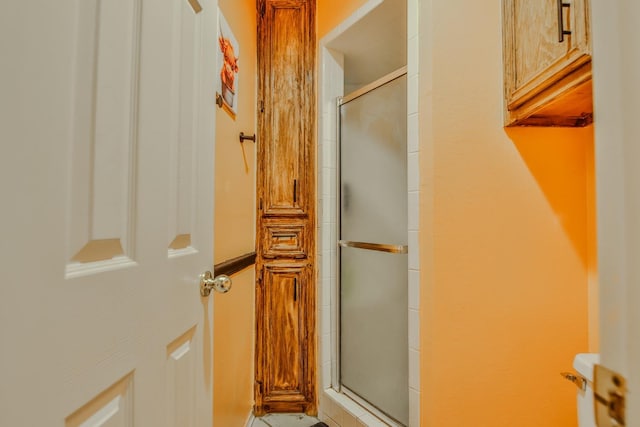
xmin=200 ymin=271 xmax=232 ymax=296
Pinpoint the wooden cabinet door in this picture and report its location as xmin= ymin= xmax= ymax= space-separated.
xmin=256 ymin=0 xmax=316 ymax=416
xmin=258 ymin=0 xmax=315 ymax=216
xmin=255 ymin=264 xmax=315 ymax=414
xmin=503 ymin=0 xmax=592 ymax=126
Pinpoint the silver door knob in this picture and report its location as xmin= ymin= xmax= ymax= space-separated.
xmin=200 ymin=271 xmax=232 ymax=296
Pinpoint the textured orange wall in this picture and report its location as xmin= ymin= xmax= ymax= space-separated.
xmin=317 ymin=0 xmax=368 ymax=38
xmin=213 ymin=0 xmax=257 ymax=425
xmin=419 ymin=1 xmax=594 ymax=425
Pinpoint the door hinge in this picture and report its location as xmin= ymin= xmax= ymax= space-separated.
xmin=259 ymin=198 xmax=263 ymax=210
xmin=259 ymin=100 xmax=264 ymax=113
xmin=258 ymin=267 xmax=264 ymax=282
xmin=256 ymin=380 xmax=263 ymax=393
xmin=594 ymin=364 xmax=626 ymax=426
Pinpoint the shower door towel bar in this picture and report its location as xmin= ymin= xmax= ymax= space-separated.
xmin=338 ymin=240 xmax=407 ymax=254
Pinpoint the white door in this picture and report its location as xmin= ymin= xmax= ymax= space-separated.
xmin=592 ymin=1 xmax=640 ymax=425
xmin=0 ymin=0 xmax=218 ymax=426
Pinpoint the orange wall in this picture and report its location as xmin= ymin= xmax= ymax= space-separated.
xmin=317 ymin=0 xmax=367 ymax=38
xmin=419 ymin=1 xmax=594 ymax=426
xmin=213 ymin=0 xmax=257 ymax=425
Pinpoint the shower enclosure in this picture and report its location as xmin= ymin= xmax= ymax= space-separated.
xmin=337 ymin=68 xmax=408 ymax=426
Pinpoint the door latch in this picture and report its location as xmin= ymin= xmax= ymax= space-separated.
xmin=560 ymin=371 xmax=586 ymax=391
xmin=594 ymin=364 xmax=626 ymax=426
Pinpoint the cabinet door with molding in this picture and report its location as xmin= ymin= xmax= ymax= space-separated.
xmin=258 ymin=0 xmax=315 ymax=216
xmin=503 ymin=0 xmax=592 ymax=126
xmin=255 ymin=264 xmax=315 ymax=414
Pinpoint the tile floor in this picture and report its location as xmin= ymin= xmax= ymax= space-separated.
xmin=251 ymin=414 xmax=325 ymax=427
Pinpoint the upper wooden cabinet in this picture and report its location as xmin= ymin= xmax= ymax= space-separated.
xmin=502 ymin=0 xmax=593 ymax=126
xmin=258 ymin=0 xmax=315 ymax=216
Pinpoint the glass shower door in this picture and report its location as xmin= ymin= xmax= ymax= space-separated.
xmin=338 ymin=70 xmax=408 ymax=426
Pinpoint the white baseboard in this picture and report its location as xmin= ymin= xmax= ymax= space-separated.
xmin=244 ymin=411 xmax=255 ymax=427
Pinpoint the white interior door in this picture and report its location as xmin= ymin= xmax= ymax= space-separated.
xmin=592 ymin=1 xmax=639 ymax=426
xmin=0 ymin=0 xmax=218 ymax=426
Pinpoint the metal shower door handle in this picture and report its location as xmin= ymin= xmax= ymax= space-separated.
xmin=338 ymin=240 xmax=408 ymax=254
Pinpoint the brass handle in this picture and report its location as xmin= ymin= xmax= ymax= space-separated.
xmin=560 ymin=371 xmax=586 ymax=391
xmin=338 ymin=240 xmax=408 ymax=254
xmin=200 ymin=271 xmax=232 ymax=296
xmin=293 ymin=179 xmax=297 ymax=203
xmin=557 ymin=0 xmax=572 ymax=42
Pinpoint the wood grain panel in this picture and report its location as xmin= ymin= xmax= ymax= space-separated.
xmin=263 ymin=221 xmax=306 ymax=259
xmin=255 ymin=264 xmax=315 ymax=414
xmin=258 ymin=0 xmax=315 ymax=216
xmin=265 ymin=267 xmax=303 ymax=393
xmin=514 ymin=0 xmax=571 ymax=87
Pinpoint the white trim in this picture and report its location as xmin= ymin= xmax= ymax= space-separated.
xmin=323 ymin=389 xmax=391 ymax=427
xmin=340 ymin=66 xmax=408 ymax=104
xmin=65 ymin=257 xmax=138 ymax=279
xmin=244 ymin=412 xmax=255 ymax=427
xmin=342 ymin=387 xmax=403 ymax=427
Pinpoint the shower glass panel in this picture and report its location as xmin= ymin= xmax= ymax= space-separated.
xmin=338 ymin=70 xmax=408 ymax=426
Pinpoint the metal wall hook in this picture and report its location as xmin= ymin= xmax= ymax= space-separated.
xmin=239 ymin=132 xmax=256 ymax=143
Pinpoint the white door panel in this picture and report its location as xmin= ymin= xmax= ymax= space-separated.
xmin=592 ymin=0 xmax=640 ymax=425
xmin=0 ymin=0 xmax=217 ymax=425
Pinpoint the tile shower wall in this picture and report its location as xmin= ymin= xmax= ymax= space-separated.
xmin=316 ymin=0 xmax=420 ymax=425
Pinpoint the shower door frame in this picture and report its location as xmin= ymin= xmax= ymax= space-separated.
xmin=334 ymin=66 xmax=408 ymax=427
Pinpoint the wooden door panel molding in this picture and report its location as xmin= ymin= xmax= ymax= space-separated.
xmin=258 ymin=0 xmax=315 ymax=216
xmin=255 ymin=264 xmax=315 ymax=414
xmin=264 ymin=266 xmax=305 ymax=396
xmin=262 ymin=221 xmax=307 ymax=259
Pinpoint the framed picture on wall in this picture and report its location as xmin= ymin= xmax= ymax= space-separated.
xmin=216 ymin=9 xmax=239 ymax=119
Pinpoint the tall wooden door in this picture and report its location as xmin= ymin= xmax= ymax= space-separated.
xmin=592 ymin=1 xmax=640 ymax=426
xmin=255 ymin=0 xmax=316 ymax=416
xmin=0 ymin=0 xmax=218 ymax=426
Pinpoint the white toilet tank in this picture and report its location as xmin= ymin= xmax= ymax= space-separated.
xmin=573 ymin=353 xmax=600 ymax=427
